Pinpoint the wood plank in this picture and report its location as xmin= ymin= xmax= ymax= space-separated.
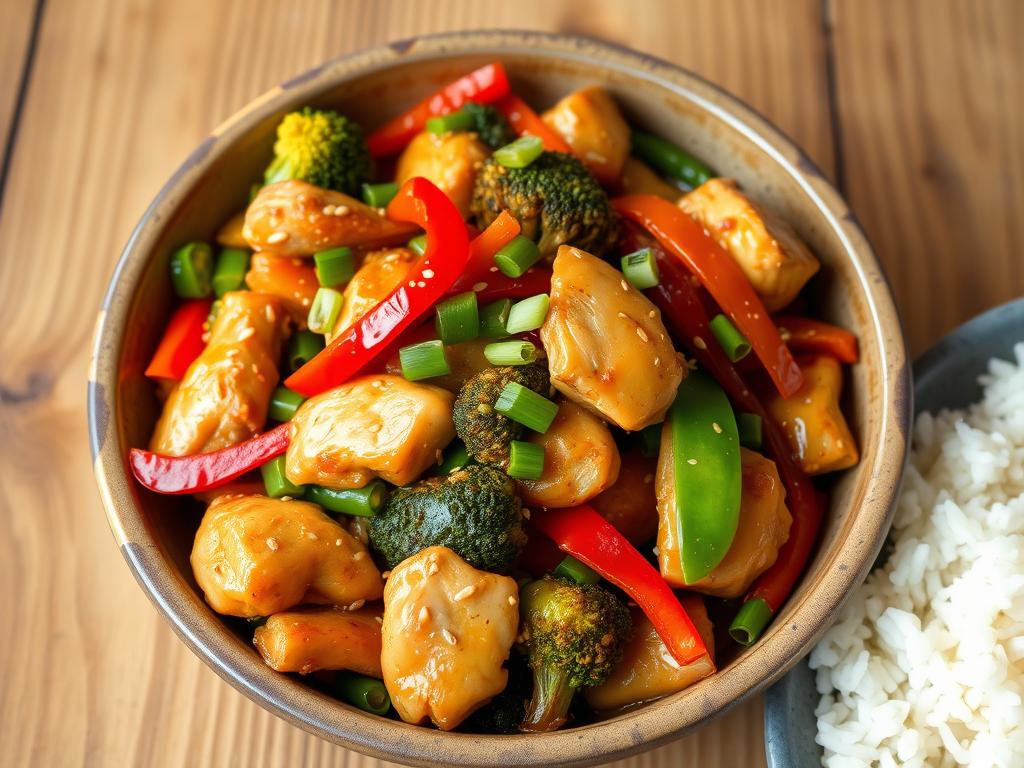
xmin=829 ymin=0 xmax=1024 ymax=354
xmin=0 ymin=1 xmax=831 ymax=766
xmin=0 ymin=0 xmax=35 ymax=179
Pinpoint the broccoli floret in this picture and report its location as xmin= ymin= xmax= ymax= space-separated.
xmin=453 ymin=364 xmax=550 ymax=469
xmin=368 ymin=464 xmax=526 ymax=573
xmin=463 ymin=652 xmax=532 ymax=734
xmin=471 ymin=151 xmax=619 ymax=260
xmin=264 ymin=108 xmax=371 ymax=196
xmin=462 ymin=103 xmax=516 ymax=149
xmin=519 ymin=576 xmax=631 ymax=732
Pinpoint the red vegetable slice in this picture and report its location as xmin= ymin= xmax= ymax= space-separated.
xmin=144 ymin=299 xmax=212 ymax=381
xmin=776 ymin=315 xmax=859 ymax=364
xmin=495 ymin=94 xmax=573 ymax=154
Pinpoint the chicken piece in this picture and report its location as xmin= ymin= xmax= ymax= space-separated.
xmin=216 ymin=211 xmax=248 ymax=249
xmin=381 ymin=547 xmax=519 ymax=730
xmin=246 ymin=252 xmax=318 ymax=325
xmin=244 ymin=180 xmax=418 ymax=255
xmin=150 ymin=291 xmax=285 ymax=455
xmin=585 ymin=596 xmax=715 ymax=714
xmin=618 ymin=157 xmax=682 ymax=202
xmin=327 ymin=247 xmax=417 ymax=343
xmin=396 ymin=132 xmax=490 ymax=218
xmin=191 ymin=494 xmax=384 ymax=617
xmin=590 ymin=446 xmax=659 ymax=545
xmin=517 ymin=400 xmax=621 ymax=508
xmin=656 ymin=441 xmax=792 ymax=596
xmin=541 ymin=87 xmax=630 ymax=185
xmin=540 ymin=245 xmax=684 ymax=431
xmin=678 ymin=178 xmax=819 ymax=312
xmin=762 ymin=354 xmax=859 ymax=475
xmin=385 ymin=337 xmax=492 ymax=394
xmin=286 ymin=375 xmax=455 ymax=489
xmin=253 ymin=606 xmax=383 ymax=677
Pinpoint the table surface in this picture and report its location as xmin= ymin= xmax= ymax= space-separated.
xmin=1 ymin=1 xmax=1021 ymax=766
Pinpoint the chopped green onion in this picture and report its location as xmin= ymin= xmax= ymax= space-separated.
xmin=495 ymin=382 xmax=558 ymax=433
xmin=494 ymin=135 xmax=544 ymax=168
xmin=361 ymin=181 xmax=400 ymax=208
xmin=554 ymin=555 xmax=601 ymax=585
xmin=334 ymin=671 xmax=391 ymax=715
xmin=434 ymin=291 xmax=479 ymax=344
xmin=640 ymin=422 xmax=663 ymax=457
xmin=212 ymin=248 xmax=251 ymax=297
xmin=314 ymin=247 xmax=355 ymax=287
xmin=304 ymin=481 xmax=387 ymax=517
xmin=505 ymin=294 xmax=550 ymax=334
xmin=286 ymin=330 xmax=324 ymax=373
xmin=399 ymin=339 xmax=451 ymax=381
xmin=494 ymin=235 xmax=541 ymax=278
xmin=307 ymin=287 xmax=344 ymax=335
xmin=507 ymin=440 xmax=545 ymax=480
xmin=729 ymin=597 xmax=773 ymax=646
xmin=261 ymin=456 xmax=303 ymax=498
xmin=479 ymin=298 xmax=513 ymax=338
xmin=435 ymin=441 xmax=471 ymax=476
xmin=268 ymin=386 xmax=305 ymax=422
xmin=426 ymin=109 xmax=474 ymax=135
xmin=737 ymin=412 xmax=763 ymax=449
xmin=484 ymin=340 xmax=538 ymax=366
xmin=709 ymin=313 xmax=752 ymax=362
xmin=631 ymin=130 xmax=714 ymax=189
xmin=620 ymin=247 xmax=660 ymax=290
xmin=169 ymin=242 xmax=214 ymax=298
xmin=408 ymin=234 xmax=427 ymax=256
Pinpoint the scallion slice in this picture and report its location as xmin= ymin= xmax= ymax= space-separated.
xmin=170 ymin=242 xmax=214 ymax=298
xmin=435 ymin=441 xmax=472 ymax=476
xmin=407 ymin=234 xmax=427 ymax=256
xmin=399 ymin=339 xmax=451 ymax=381
xmin=729 ymin=597 xmax=772 ymax=647
xmin=494 ymin=135 xmax=544 ymax=168
xmin=268 ymin=386 xmax=305 ymax=422
xmin=479 ymin=299 xmax=513 ymax=338
xmin=494 ymin=382 xmax=558 ymax=433
xmin=494 ymin=235 xmax=541 ymax=278
xmin=620 ymin=247 xmax=660 ymax=290
xmin=737 ymin=412 xmax=763 ymax=449
xmin=484 ymin=340 xmax=538 ymax=366
xmin=507 ymin=440 xmax=545 ymax=480
xmin=304 ymin=481 xmax=387 ymax=517
xmin=307 ymin=287 xmax=344 ymax=335
xmin=212 ymin=248 xmax=250 ymax=297
xmin=261 ymin=455 xmax=303 ymax=498
xmin=314 ymin=246 xmax=355 ymax=287
xmin=505 ymin=294 xmax=550 ymax=334
xmin=360 ymin=181 xmax=400 ymax=208
xmin=425 ymin=109 xmax=474 ymax=135
xmin=554 ymin=555 xmax=601 ymax=585
xmin=286 ymin=330 xmax=324 ymax=373
xmin=709 ymin=313 xmax=752 ymax=362
xmin=434 ymin=291 xmax=479 ymax=345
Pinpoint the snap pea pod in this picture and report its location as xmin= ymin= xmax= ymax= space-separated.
xmin=631 ymin=131 xmax=714 ymax=189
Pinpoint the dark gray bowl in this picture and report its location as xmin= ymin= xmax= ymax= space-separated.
xmin=764 ymin=297 xmax=1024 ymax=768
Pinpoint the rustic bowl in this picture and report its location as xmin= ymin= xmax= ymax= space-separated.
xmin=88 ymin=30 xmax=910 ymax=768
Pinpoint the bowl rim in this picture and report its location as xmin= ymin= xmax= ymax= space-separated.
xmin=88 ymin=29 xmax=911 ymax=767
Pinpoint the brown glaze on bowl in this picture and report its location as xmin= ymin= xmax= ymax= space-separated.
xmin=88 ymin=31 xmax=910 ymax=768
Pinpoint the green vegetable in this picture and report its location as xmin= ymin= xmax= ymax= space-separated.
xmin=453 ymin=364 xmax=550 ymax=469
xmin=304 ymin=481 xmax=387 ymax=517
xmin=519 ymin=576 xmax=631 ymax=731
xmin=268 ymin=386 xmax=305 ymax=422
xmin=737 ymin=412 xmax=763 ymax=449
xmin=494 ymin=382 xmax=558 ymax=433
xmin=484 ymin=340 xmax=537 ymax=366
xmin=212 ymin=248 xmax=250 ymax=297
xmin=494 ymin=235 xmax=542 ymax=278
xmin=494 ymin=136 xmax=543 ymax=169
xmin=553 ymin=555 xmax=600 ymax=586
xmin=479 ymin=298 xmax=513 ymax=338
xmin=434 ymin=440 xmax=472 ymax=476
xmin=426 ymin=109 xmax=475 ymax=135
xmin=505 ymin=294 xmax=549 ymax=334
xmin=286 ymin=330 xmax=324 ymax=373
xmin=333 ymin=671 xmax=391 ymax=715
xmin=407 ymin=234 xmax=427 ymax=256
xmin=461 ymin=102 xmax=515 ymax=149
xmin=307 ymin=287 xmax=344 ymax=335
xmin=263 ymin=107 xmax=371 ymax=196
xmin=368 ymin=464 xmax=526 ymax=572
xmin=261 ymin=456 xmax=303 ymax=498
xmin=360 ymin=181 xmax=400 ymax=208
xmin=169 ymin=242 xmax=213 ymax=298
xmin=471 ymin=151 xmax=619 ymax=259
xmin=729 ymin=597 xmax=772 ymax=647
xmin=314 ymin=246 xmax=355 ymax=287
xmin=668 ymin=370 xmax=741 ymax=583
xmin=399 ymin=339 xmax=451 ymax=381
xmin=709 ymin=313 xmax=751 ymax=362
xmin=507 ymin=440 xmax=544 ymax=480
xmin=631 ymin=130 xmax=713 ymax=189
xmin=463 ymin=652 xmax=531 ymax=734
xmin=620 ymin=247 xmax=660 ymax=290
xmin=435 ymin=291 xmax=479 ymax=345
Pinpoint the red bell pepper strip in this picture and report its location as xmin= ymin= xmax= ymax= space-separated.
xmin=776 ymin=315 xmax=859 ymax=364
xmin=467 ymin=267 xmax=552 ymax=305
xmin=531 ymin=504 xmax=710 ymax=667
xmin=366 ymin=63 xmax=511 ymax=157
xmin=285 ymin=177 xmax=470 ymax=397
xmin=451 ymin=210 xmax=521 ymax=292
xmin=144 ymin=299 xmax=212 ymax=381
xmin=129 ymin=423 xmax=290 ymax=495
xmin=495 ymin=94 xmax=573 ymax=154
xmin=613 ymin=194 xmax=803 ymax=398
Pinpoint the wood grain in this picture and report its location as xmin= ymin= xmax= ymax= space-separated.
xmin=0 ymin=0 xmax=35 ymax=168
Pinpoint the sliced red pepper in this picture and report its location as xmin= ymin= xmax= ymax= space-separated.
xmin=467 ymin=267 xmax=552 ymax=305
xmin=144 ymin=299 xmax=212 ymax=381
xmin=285 ymin=177 xmax=470 ymax=398
xmin=613 ymin=194 xmax=803 ymax=398
xmin=366 ymin=62 xmax=511 ymax=157
xmin=531 ymin=504 xmax=710 ymax=667
xmin=776 ymin=315 xmax=859 ymax=364
xmin=451 ymin=209 xmax=521 ymax=292
xmin=495 ymin=94 xmax=573 ymax=154
xmin=129 ymin=423 xmax=290 ymax=495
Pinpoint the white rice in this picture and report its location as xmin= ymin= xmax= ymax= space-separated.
xmin=810 ymin=343 xmax=1024 ymax=767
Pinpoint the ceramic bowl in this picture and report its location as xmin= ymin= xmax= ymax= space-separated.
xmin=88 ymin=30 xmax=910 ymax=767
xmin=764 ymin=297 xmax=1024 ymax=768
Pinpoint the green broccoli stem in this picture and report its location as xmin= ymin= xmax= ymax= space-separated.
xmin=520 ymin=663 xmax=578 ymax=732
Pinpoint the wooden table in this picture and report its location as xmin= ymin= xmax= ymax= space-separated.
xmin=1 ymin=1 xmax=1020 ymax=766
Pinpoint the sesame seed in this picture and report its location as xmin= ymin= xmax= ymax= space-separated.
xmin=472 ymin=281 xmax=488 ymax=292
xmin=408 ymin=281 xmax=416 ymax=288
xmin=266 ymin=537 xmax=280 ymax=551
xmin=382 ymin=570 xmax=391 ymax=579
xmin=306 ymin=531 xmax=318 ymax=540
xmin=322 ymin=205 xmax=335 ymax=216
xmin=442 ymin=629 xmax=457 ymax=646
xmin=654 ymin=357 xmax=660 ymax=366
xmin=454 ymin=585 xmax=476 ymax=601
xmin=266 ymin=231 xmax=289 ymax=244
xmin=489 ymin=266 xmax=499 ymax=272
xmin=712 ymin=422 xmax=722 ymax=434
xmin=251 ymin=363 xmax=259 ymax=374
xmin=687 ymin=458 xmax=698 ymax=465
xmin=301 ymin=297 xmax=311 ymax=307
xmin=508 ymin=595 xmax=518 ymax=606
xmin=348 ymin=599 xmax=366 ymax=611
xmin=522 ymin=508 xmax=531 ymax=520
xmin=265 ymin=305 xmax=276 ymax=323
xmin=636 ymin=328 xmax=648 ymax=342
xmin=693 ymin=336 xmax=707 ymax=350
xmin=428 ymin=563 xmax=439 ymax=576
xmin=335 ymin=205 xmax=350 ymax=216
xmin=242 ymin=225 xmax=254 ymax=240
xmin=375 ymin=616 xmax=383 ymax=624
xmin=335 ymin=538 xmax=343 ymax=546
xmin=417 ymin=281 xmax=426 ymax=288
xmin=620 ymin=279 xmax=629 ymax=291
xmin=353 ymin=551 xmax=365 ymax=560
xmin=297 ymin=278 xmax=306 ymax=285
xmin=617 ymin=312 xmax=627 ymax=319
xmin=648 ymin=310 xmax=657 ymax=318
xmin=201 ymin=332 xmax=211 ymax=344
xmin=422 ymin=269 xmax=435 ymax=279
xmin=238 ymin=327 xmax=255 ymax=341
xmin=418 ymin=606 xmax=430 ymax=623
xmin=652 ymin=546 xmax=660 ymax=556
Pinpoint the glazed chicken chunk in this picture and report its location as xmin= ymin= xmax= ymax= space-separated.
xmin=254 ymin=606 xmax=383 ymax=677
xmin=396 ymin=131 xmax=490 ymax=218
xmin=540 ymin=245 xmax=684 ymax=431
xmin=285 ymin=375 xmax=455 ymax=489
xmin=245 ymin=252 xmax=318 ymax=325
xmin=191 ymin=494 xmax=384 ymax=617
xmin=678 ymin=178 xmax=819 ymax=312
xmin=150 ymin=290 xmax=285 ymax=455
xmin=381 ymin=547 xmax=519 ymax=730
xmin=541 ymin=86 xmax=631 ymax=184
xmin=327 ymin=247 xmax=417 ymax=343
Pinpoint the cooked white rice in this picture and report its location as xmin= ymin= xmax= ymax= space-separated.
xmin=810 ymin=343 xmax=1024 ymax=767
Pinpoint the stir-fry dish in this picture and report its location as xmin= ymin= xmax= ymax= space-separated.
xmin=131 ymin=62 xmax=861 ymax=732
